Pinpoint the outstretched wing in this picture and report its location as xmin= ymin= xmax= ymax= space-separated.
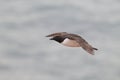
xmin=80 ymin=41 xmax=98 ymax=55
xmin=46 ymin=32 xmax=68 ymax=37
xmin=66 ymin=34 xmax=98 ymax=55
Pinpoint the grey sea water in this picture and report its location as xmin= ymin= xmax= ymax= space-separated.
xmin=0 ymin=0 xmax=120 ymax=80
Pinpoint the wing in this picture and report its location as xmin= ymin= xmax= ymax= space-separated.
xmin=66 ymin=34 xmax=98 ymax=55
xmin=46 ymin=32 xmax=68 ymax=37
xmin=80 ymin=42 xmax=98 ymax=55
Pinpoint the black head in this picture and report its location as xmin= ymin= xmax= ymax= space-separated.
xmin=50 ymin=36 xmax=66 ymax=43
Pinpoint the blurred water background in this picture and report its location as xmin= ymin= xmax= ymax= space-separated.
xmin=0 ymin=0 xmax=120 ymax=80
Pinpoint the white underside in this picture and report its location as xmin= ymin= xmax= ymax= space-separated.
xmin=61 ymin=38 xmax=80 ymax=47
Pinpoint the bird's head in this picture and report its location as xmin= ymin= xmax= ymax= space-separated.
xmin=50 ymin=36 xmax=66 ymax=43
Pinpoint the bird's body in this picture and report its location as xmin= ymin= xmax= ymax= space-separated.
xmin=61 ymin=38 xmax=80 ymax=47
xmin=46 ymin=32 xmax=98 ymax=55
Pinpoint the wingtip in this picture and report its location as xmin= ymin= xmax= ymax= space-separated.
xmin=89 ymin=48 xmax=98 ymax=55
xmin=93 ymin=48 xmax=98 ymax=50
xmin=46 ymin=35 xmax=51 ymax=37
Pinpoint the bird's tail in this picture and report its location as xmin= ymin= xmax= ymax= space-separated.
xmin=81 ymin=43 xmax=98 ymax=55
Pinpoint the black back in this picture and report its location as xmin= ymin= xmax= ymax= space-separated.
xmin=51 ymin=36 xmax=66 ymax=43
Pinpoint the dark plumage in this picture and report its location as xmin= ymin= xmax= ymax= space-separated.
xmin=46 ymin=32 xmax=98 ymax=55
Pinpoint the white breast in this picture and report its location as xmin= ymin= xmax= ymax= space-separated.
xmin=61 ymin=38 xmax=80 ymax=47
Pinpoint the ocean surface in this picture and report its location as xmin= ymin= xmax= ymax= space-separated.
xmin=0 ymin=0 xmax=120 ymax=80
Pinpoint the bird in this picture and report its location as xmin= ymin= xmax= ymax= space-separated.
xmin=46 ymin=32 xmax=98 ymax=55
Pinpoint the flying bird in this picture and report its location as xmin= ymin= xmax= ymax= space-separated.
xmin=46 ymin=32 xmax=98 ymax=55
